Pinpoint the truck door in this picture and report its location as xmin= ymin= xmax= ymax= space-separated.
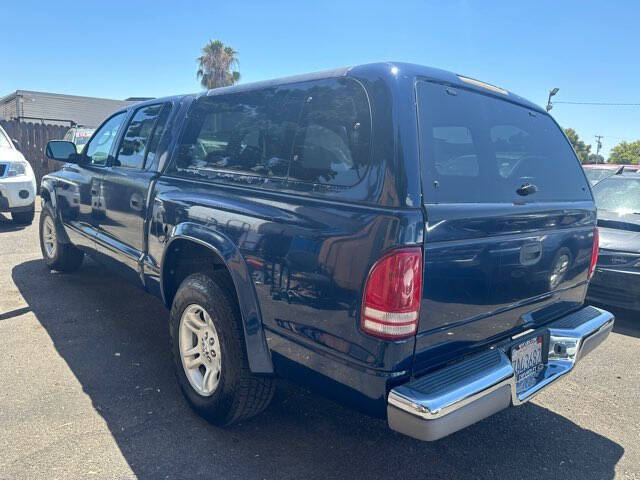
xmin=94 ymin=103 xmax=171 ymax=284
xmin=56 ymin=112 xmax=127 ymax=254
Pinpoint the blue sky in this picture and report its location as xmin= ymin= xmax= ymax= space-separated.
xmin=2 ymin=0 xmax=638 ymax=157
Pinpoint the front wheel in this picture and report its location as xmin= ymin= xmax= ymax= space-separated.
xmin=169 ymin=271 xmax=275 ymax=425
xmin=39 ymin=202 xmax=84 ymax=272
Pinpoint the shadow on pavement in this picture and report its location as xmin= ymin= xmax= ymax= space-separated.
xmin=612 ymin=313 xmax=640 ymax=339
xmin=12 ymin=258 xmax=624 ymax=479
xmin=0 ymin=213 xmax=29 ymax=233
xmin=591 ymin=302 xmax=639 ymax=339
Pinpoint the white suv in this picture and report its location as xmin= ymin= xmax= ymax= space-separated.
xmin=0 ymin=125 xmax=37 ymax=224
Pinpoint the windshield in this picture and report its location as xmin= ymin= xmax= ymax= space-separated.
xmin=0 ymin=128 xmax=12 ymax=149
xmin=417 ymin=80 xmax=590 ymax=203
xmin=584 ymin=168 xmax=616 ymax=186
xmin=593 ymin=177 xmax=640 ymax=215
xmin=74 ymin=129 xmax=94 ymax=147
xmin=75 ymin=136 xmax=90 ymax=147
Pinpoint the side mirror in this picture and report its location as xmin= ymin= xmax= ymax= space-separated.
xmin=12 ymin=139 xmax=22 ymax=152
xmin=46 ymin=140 xmax=81 ymax=163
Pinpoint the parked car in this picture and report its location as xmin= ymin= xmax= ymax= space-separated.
xmin=582 ymin=163 xmax=638 ymax=185
xmin=587 ymin=174 xmax=640 ymax=310
xmin=41 ymin=62 xmax=613 ymax=441
xmin=0 ymin=124 xmax=36 ymax=224
xmin=63 ymin=126 xmax=96 ymax=153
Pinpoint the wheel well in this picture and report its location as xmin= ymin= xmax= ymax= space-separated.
xmin=162 ymin=239 xmax=229 ymax=307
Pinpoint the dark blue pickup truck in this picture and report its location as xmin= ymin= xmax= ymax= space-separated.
xmin=42 ymin=62 xmax=613 ymax=441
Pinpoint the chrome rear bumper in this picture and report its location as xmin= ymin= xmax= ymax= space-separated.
xmin=388 ymin=306 xmax=614 ymax=441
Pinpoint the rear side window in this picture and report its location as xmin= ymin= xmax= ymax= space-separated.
xmin=417 ymin=80 xmax=590 ymax=203
xmin=116 ymin=104 xmax=169 ymax=169
xmin=290 ymin=78 xmax=371 ymax=186
xmin=144 ymin=104 xmax=171 ymax=167
xmin=170 ymin=87 xmax=303 ymax=181
xmin=168 ymin=78 xmax=371 ymax=189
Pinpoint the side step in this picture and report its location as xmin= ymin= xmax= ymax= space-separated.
xmin=388 ymin=306 xmax=614 ymax=441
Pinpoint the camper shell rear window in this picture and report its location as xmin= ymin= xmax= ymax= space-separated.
xmin=416 ymin=80 xmax=591 ymax=203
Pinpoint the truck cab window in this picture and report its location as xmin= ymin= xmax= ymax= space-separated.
xmin=116 ymin=104 xmax=167 ymax=169
xmin=85 ymin=112 xmax=127 ymax=166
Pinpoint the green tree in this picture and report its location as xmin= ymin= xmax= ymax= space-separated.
xmin=588 ymin=153 xmax=604 ymax=164
xmin=197 ymin=40 xmax=241 ymax=90
xmin=608 ymin=140 xmax=640 ymax=165
xmin=563 ymin=128 xmax=592 ymax=163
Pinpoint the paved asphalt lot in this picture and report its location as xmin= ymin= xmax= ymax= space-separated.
xmin=0 ymin=202 xmax=639 ymax=479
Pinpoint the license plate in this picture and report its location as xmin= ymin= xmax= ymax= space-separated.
xmin=511 ymin=336 xmax=543 ymax=390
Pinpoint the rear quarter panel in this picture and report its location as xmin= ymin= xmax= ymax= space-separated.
xmin=148 ymin=177 xmax=424 ymax=414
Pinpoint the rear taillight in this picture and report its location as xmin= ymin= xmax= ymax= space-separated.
xmin=361 ymin=247 xmax=422 ymax=340
xmin=588 ymin=227 xmax=599 ymax=279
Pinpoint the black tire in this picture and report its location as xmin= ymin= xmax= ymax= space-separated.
xmin=11 ymin=206 xmax=35 ymax=225
xmin=170 ymin=271 xmax=275 ymax=426
xmin=39 ymin=202 xmax=84 ymax=272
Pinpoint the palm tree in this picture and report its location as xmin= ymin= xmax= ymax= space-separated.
xmin=196 ymin=40 xmax=241 ymax=90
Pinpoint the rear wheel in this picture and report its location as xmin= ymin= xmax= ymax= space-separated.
xmin=39 ymin=202 xmax=84 ymax=272
xmin=170 ymin=271 xmax=275 ymax=425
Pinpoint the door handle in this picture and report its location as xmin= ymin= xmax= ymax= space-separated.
xmin=520 ymin=242 xmax=542 ymax=266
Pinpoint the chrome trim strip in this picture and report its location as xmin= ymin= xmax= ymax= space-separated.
xmin=511 ymin=328 xmax=535 ymax=340
xmin=595 ymin=267 xmax=640 ymax=276
xmin=389 ymin=306 xmax=614 ymax=421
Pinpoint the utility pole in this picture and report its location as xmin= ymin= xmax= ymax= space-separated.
xmin=595 ymin=135 xmax=603 ymax=163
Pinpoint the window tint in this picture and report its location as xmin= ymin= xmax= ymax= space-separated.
xmin=85 ymin=112 xmax=126 ymax=166
xmin=491 ymin=125 xmax=540 ymax=178
xmin=432 ymin=126 xmax=478 ymax=177
xmin=417 ymin=81 xmax=590 ymax=203
xmin=170 ymin=87 xmax=304 ymax=182
xmin=116 ymin=104 xmax=167 ymax=169
xmin=144 ymin=104 xmax=171 ymax=168
xmin=290 ymin=78 xmax=371 ymax=186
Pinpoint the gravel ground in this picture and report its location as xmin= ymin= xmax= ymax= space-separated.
xmin=0 ymin=203 xmax=638 ymax=479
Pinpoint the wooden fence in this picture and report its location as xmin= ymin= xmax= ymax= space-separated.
xmin=0 ymin=120 xmax=68 ymax=186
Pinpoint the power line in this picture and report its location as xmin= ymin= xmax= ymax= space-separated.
xmin=597 ymin=135 xmax=635 ymax=141
xmin=554 ymin=101 xmax=640 ymax=106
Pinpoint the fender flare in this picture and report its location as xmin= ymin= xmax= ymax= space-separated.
xmin=40 ymin=177 xmax=57 ymax=210
xmin=39 ymin=177 xmax=70 ymax=244
xmin=161 ymin=222 xmax=274 ymax=374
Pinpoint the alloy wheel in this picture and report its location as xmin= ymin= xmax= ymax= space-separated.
xmin=178 ymin=304 xmax=222 ymax=397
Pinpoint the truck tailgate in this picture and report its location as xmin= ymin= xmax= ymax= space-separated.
xmin=413 ymin=202 xmax=596 ymax=377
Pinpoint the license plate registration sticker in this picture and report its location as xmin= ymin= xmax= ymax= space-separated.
xmin=511 ymin=336 xmax=543 ymax=390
